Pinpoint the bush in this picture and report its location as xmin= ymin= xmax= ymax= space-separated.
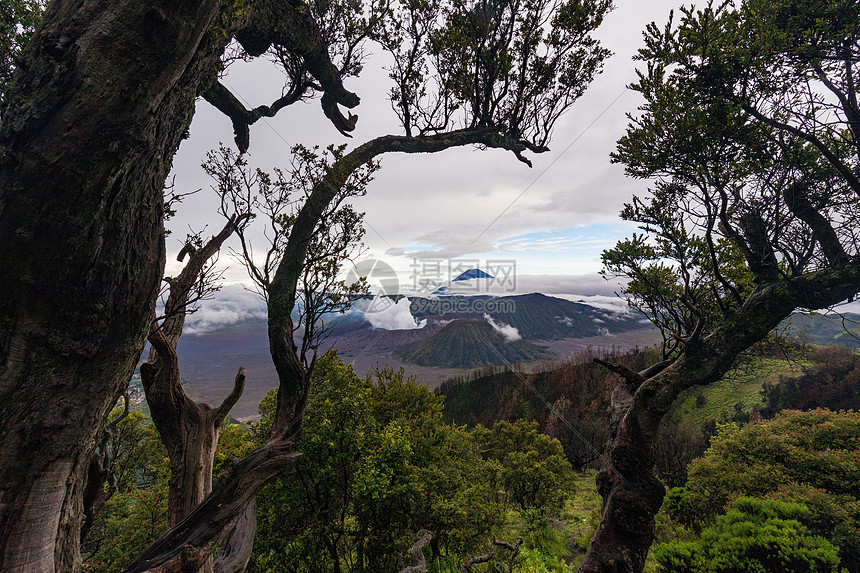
xmin=656 ymin=497 xmax=844 ymax=573
xmin=760 ymin=346 xmax=860 ymax=415
xmin=667 ymin=410 xmax=860 ymax=571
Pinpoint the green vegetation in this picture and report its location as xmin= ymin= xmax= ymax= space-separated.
xmin=250 ymin=353 xmax=576 ymax=572
xmin=663 ymin=410 xmax=860 ymax=572
xmin=588 ymin=0 xmax=860 ymax=563
xmin=439 ymin=347 xmax=659 ymax=428
xmin=396 ymin=320 xmax=552 ymax=369
xmin=80 ymin=346 xmax=860 ymax=573
xmin=82 ymin=411 xmax=168 ymax=572
xmin=667 ymin=357 xmax=807 ymax=425
xmin=83 ymin=353 xmax=582 ymax=572
xmin=0 ymin=0 xmax=42 ymax=106
xmin=656 ymin=497 xmax=844 ymax=573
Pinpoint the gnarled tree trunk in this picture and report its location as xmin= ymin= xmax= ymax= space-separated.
xmin=139 ymin=217 xmax=250 ymax=573
xmin=0 ymin=0 xmax=359 ymax=570
xmin=140 ymin=342 xmax=246 ymax=573
xmin=0 ymin=3 xmax=226 ymax=571
xmin=141 ymin=217 xmax=247 ymax=525
xmin=578 ymin=263 xmax=860 ymax=573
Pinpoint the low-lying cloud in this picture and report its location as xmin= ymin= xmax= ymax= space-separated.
xmin=181 ymin=285 xmax=268 ymax=335
xmin=361 ymin=295 xmax=427 ymax=330
xmin=552 ymin=293 xmax=634 ymax=315
xmin=484 ymin=313 xmax=521 ymax=341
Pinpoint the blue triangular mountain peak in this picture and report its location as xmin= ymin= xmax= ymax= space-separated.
xmin=452 ymin=268 xmax=494 ymax=282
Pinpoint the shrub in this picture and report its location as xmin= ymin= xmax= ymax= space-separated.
xmin=656 ymin=497 xmax=844 ymax=573
xmin=667 ymin=410 xmax=860 ymax=571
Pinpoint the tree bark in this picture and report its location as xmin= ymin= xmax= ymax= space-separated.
xmin=141 ymin=351 xmax=245 ymax=573
xmin=399 ymin=530 xmax=432 ymax=573
xmin=577 ymin=261 xmax=860 ymax=573
xmin=0 ymin=3 xmax=225 ymax=571
xmin=141 ymin=339 xmax=246 ymax=526
xmin=213 ymin=498 xmax=258 ymax=573
xmin=125 ymin=442 xmax=301 ymax=573
xmin=81 ymin=394 xmax=130 ymax=542
xmin=0 ymin=1 xmax=359 ymax=571
xmin=140 ymin=217 xmax=249 ymax=573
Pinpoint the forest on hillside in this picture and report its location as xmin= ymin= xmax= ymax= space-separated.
xmin=82 ymin=343 xmax=860 ymax=572
xmin=2 ymin=1 xmax=860 ymax=572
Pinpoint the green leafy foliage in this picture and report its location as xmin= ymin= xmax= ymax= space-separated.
xmin=82 ymin=410 xmax=169 ymax=572
xmin=605 ymin=0 xmax=860 ymax=360
xmin=0 ymin=0 xmax=42 ymax=108
xmin=665 ymin=410 xmax=860 ymax=572
xmin=656 ymin=497 xmax=844 ymax=573
xmin=475 ymin=420 xmax=574 ymax=516
xmin=248 ymin=352 xmax=575 ymax=572
xmin=373 ymin=0 xmax=612 ymax=145
xmin=80 ymin=410 xmax=254 ymax=572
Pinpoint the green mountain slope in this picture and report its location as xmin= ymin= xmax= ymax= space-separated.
xmin=782 ymin=312 xmax=860 ymax=349
xmin=395 ymin=319 xmax=552 ymax=368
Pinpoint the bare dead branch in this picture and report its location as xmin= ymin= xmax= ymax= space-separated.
xmin=462 ymin=537 xmax=522 ymax=573
xmin=157 ymin=213 xmax=251 ymax=347
xmin=399 ymin=529 xmax=432 ymax=573
xmin=462 ymin=553 xmax=493 ymax=572
xmin=212 ymin=497 xmax=257 ymax=573
xmin=593 ymin=358 xmax=646 ymax=387
xmin=146 ymin=322 xmax=176 ymax=366
xmin=125 ymin=442 xmax=302 ymax=573
xmin=213 ymin=367 xmax=247 ymax=427
xmin=639 ymin=359 xmax=675 ymax=379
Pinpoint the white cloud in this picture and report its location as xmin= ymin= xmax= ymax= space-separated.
xmin=182 ymin=284 xmax=267 ymax=335
xmin=362 ymin=295 xmax=427 ymax=330
xmin=550 ymin=293 xmax=635 ymax=315
xmin=483 ymin=313 xmax=521 ymax=341
xmin=166 ymin=1 xmax=688 ymax=282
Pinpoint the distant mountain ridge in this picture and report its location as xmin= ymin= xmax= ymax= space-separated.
xmin=395 ymin=320 xmax=552 ymax=369
xmin=171 ymin=292 xmax=654 ymax=416
xmin=782 ymin=312 xmax=860 ymax=349
xmin=408 ymin=293 xmax=642 ymax=340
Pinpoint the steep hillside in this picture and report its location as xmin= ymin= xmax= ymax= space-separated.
xmin=395 ymin=319 xmax=552 ymax=368
xmin=782 ymin=312 xmax=860 ymax=349
xmin=439 ymin=346 xmax=653 ymax=429
xmin=438 ymin=347 xmax=821 ymax=482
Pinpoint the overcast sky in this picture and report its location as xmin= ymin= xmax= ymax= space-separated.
xmin=167 ymin=1 xmax=689 ymax=300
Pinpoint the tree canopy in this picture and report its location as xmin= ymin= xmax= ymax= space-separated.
xmin=582 ymin=1 xmax=860 ymax=571
xmin=664 ymin=410 xmax=860 ymax=573
xmin=605 ymin=0 xmax=860 ymax=358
